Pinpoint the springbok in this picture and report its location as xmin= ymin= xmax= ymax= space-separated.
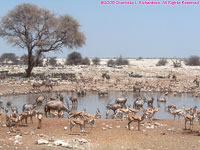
xmin=127 ymin=112 xmax=147 ymax=131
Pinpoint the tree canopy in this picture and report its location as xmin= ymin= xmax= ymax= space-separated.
xmin=0 ymin=53 xmax=18 ymax=64
xmin=0 ymin=3 xmax=85 ymax=76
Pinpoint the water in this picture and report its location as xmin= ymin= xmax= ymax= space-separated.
xmin=1 ymin=91 xmax=200 ymax=120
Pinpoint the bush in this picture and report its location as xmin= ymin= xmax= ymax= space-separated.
xmin=92 ymin=57 xmax=100 ymax=65
xmin=82 ymin=57 xmax=90 ymax=65
xmin=66 ymin=52 xmax=82 ymax=65
xmin=107 ymin=59 xmax=115 ymax=67
xmin=156 ymin=58 xmax=168 ymax=66
xmin=115 ymin=56 xmax=129 ymax=66
xmin=0 ymin=53 xmax=18 ymax=65
xmin=185 ymin=56 xmax=200 ymax=66
xmin=48 ymin=57 xmax=57 ymax=66
xmin=20 ymin=54 xmax=28 ymax=65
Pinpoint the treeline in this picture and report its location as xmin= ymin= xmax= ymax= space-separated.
xmin=1 ymin=52 xmax=200 ymax=67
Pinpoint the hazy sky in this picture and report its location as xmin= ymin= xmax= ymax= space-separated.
xmin=0 ymin=0 xmax=200 ymax=58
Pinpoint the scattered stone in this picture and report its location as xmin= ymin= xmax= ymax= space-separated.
xmin=74 ymin=138 xmax=88 ymax=145
xmin=150 ymin=125 xmax=154 ymax=129
xmin=168 ymin=128 xmax=175 ymax=132
xmin=101 ymin=123 xmax=106 ymax=125
xmin=105 ymin=125 xmax=109 ymax=128
xmin=0 ymin=146 xmax=2 ymax=149
xmin=142 ymin=130 xmax=146 ymax=133
xmin=54 ymin=140 xmax=73 ymax=148
xmin=108 ymin=126 xmax=112 ymax=129
xmin=30 ymin=131 xmax=35 ymax=135
xmin=36 ymin=139 xmax=49 ymax=145
xmin=146 ymin=126 xmax=151 ymax=129
xmin=14 ymin=140 xmax=22 ymax=145
xmin=64 ymin=127 xmax=68 ymax=130
xmin=116 ymin=126 xmax=120 ymax=128
xmin=102 ymin=127 xmax=106 ymax=130
xmin=15 ymin=135 xmax=22 ymax=140
xmin=49 ymin=137 xmax=55 ymax=142
xmin=2 ymin=124 xmax=6 ymax=127
xmin=24 ymin=132 xmax=29 ymax=135
xmin=54 ymin=140 xmax=65 ymax=146
xmin=161 ymin=124 xmax=168 ymax=127
xmin=154 ymin=123 xmax=161 ymax=126
xmin=39 ymin=134 xmax=44 ymax=137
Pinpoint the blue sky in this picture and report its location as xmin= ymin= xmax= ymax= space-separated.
xmin=0 ymin=0 xmax=200 ymax=58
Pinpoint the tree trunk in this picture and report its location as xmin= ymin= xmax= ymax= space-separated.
xmin=26 ymin=64 xmax=34 ymax=77
xmin=26 ymin=50 xmax=34 ymax=77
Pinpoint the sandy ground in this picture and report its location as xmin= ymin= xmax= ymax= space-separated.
xmin=1 ymin=59 xmax=200 ymax=149
xmin=0 ymin=116 xmax=200 ymax=150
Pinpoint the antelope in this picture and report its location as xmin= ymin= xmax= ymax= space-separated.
xmin=169 ymin=109 xmax=185 ymax=120
xmin=68 ymin=116 xmax=88 ymax=133
xmin=69 ymin=110 xmax=86 ymax=119
xmin=6 ymin=101 xmax=12 ymax=107
xmin=6 ymin=111 xmax=20 ymax=132
xmin=0 ymin=107 xmax=4 ymax=123
xmin=157 ymin=97 xmax=166 ymax=102
xmin=145 ymin=108 xmax=160 ymax=122
xmin=82 ymin=113 xmax=96 ymax=128
xmin=27 ymin=109 xmax=36 ymax=124
xmin=36 ymin=112 xmax=43 ymax=129
xmin=133 ymin=98 xmax=146 ymax=109
xmin=106 ymin=103 xmax=122 ymax=119
xmin=50 ymin=110 xmax=64 ymax=118
xmin=115 ymin=97 xmax=127 ymax=108
xmin=128 ymin=108 xmax=140 ymax=114
xmin=69 ymin=96 xmax=78 ymax=105
xmin=19 ymin=111 xmax=29 ymax=126
xmin=11 ymin=106 xmax=18 ymax=114
xmin=127 ymin=112 xmax=147 ymax=131
xmin=184 ymin=113 xmax=195 ymax=130
xmin=114 ymin=108 xmax=129 ymax=120
xmin=165 ymin=104 xmax=177 ymax=111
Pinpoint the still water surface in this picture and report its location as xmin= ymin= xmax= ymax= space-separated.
xmin=1 ymin=92 xmax=200 ymax=120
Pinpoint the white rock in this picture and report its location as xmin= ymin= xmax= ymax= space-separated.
xmin=30 ymin=131 xmax=35 ymax=135
xmin=54 ymin=140 xmax=65 ymax=146
xmin=154 ymin=123 xmax=161 ymax=126
xmin=36 ymin=139 xmax=49 ymax=145
xmin=15 ymin=135 xmax=22 ymax=140
xmin=64 ymin=127 xmax=68 ymax=130
xmin=2 ymin=124 xmax=6 ymax=127
xmin=150 ymin=125 xmax=154 ymax=129
xmin=116 ymin=126 xmax=120 ymax=128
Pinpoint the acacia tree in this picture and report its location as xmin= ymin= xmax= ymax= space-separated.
xmin=20 ymin=54 xmax=28 ymax=65
xmin=0 ymin=3 xmax=85 ymax=77
xmin=66 ymin=52 xmax=82 ymax=65
xmin=0 ymin=53 xmax=18 ymax=65
xmin=92 ymin=57 xmax=100 ymax=65
xmin=48 ymin=57 xmax=57 ymax=66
